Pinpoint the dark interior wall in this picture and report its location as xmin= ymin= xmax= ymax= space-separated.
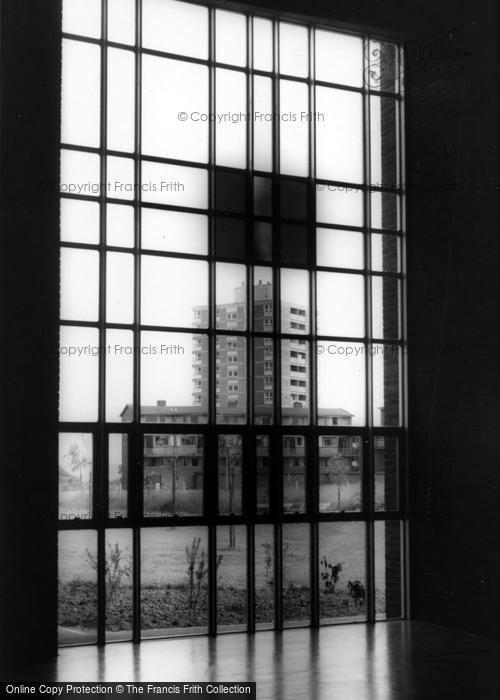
xmin=0 ymin=0 xmax=498 ymax=671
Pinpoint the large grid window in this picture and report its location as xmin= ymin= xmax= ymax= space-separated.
xmin=58 ymin=0 xmax=406 ymax=645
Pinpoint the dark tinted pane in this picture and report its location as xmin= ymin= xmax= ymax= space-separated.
xmin=216 ymin=170 xmax=246 ymax=213
xmin=254 ymin=176 xmax=272 ymax=216
xmin=253 ymin=221 xmax=272 ymax=261
xmin=215 ymin=217 xmax=246 ymax=259
xmin=280 ymin=179 xmax=307 ymax=220
xmin=280 ymin=224 xmax=308 ymax=265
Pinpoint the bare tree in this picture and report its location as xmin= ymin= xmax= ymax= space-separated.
xmin=327 ymin=452 xmax=350 ymax=511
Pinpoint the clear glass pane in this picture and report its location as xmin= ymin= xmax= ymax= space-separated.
xmin=371 ymin=191 xmax=399 ymax=230
xmin=216 ymin=69 xmax=247 ymax=169
xmin=59 ymin=326 xmax=99 ymax=422
xmin=372 ymin=276 xmax=400 ymax=339
xmin=59 ymin=433 xmax=93 ymax=520
xmin=141 ymin=526 xmax=209 ymax=637
xmin=279 ymin=22 xmax=308 ymax=78
xmin=255 ymin=524 xmax=274 ymax=627
xmin=316 ymin=87 xmax=363 ymax=183
xmin=141 ymin=256 xmax=208 ymax=328
xmin=142 ymin=0 xmax=208 ymax=60
xmin=375 ymin=436 xmax=399 ymax=511
xmin=373 ymin=344 xmax=401 ymax=427
xmin=370 ymin=96 xmax=399 ymax=187
xmin=141 ymin=161 xmax=208 ymax=209
xmin=109 ymin=434 xmax=128 ymax=518
xmin=216 ymin=10 xmax=247 ymax=67
xmin=253 ymin=267 xmax=273 ymax=332
xmin=281 ymin=269 xmax=309 ymax=334
xmin=141 ymin=331 xmax=208 ymax=423
xmin=254 ymin=176 xmax=272 ymax=216
xmin=107 ymin=204 xmax=134 ymax=248
xmin=61 ymin=199 xmax=100 ymax=245
xmin=60 ymin=149 xmax=100 ymax=197
xmin=105 ymin=529 xmax=133 ymax=642
xmin=105 ymin=329 xmax=134 ymax=423
xmin=218 ymin=435 xmax=243 ymax=515
xmin=280 ymin=80 xmax=309 ymax=177
xmin=142 ymin=56 xmax=208 ymax=163
xmin=254 ymin=338 xmax=274 ymax=425
xmin=317 ymin=272 xmax=365 ymax=337
xmin=366 ymin=40 xmax=399 ymax=93
xmin=107 ymin=48 xmax=135 ymax=153
xmin=61 ymin=40 xmax=100 ymax=148
xmin=317 ymin=341 xmax=365 ymax=426
xmin=142 ymin=208 xmax=208 ymax=255
xmin=283 ymin=523 xmax=309 ymax=624
xmin=217 ymin=525 xmax=247 ymax=630
xmin=216 ymin=336 xmax=247 ymax=424
xmin=108 ymin=0 xmax=135 ymax=45
xmin=144 ymin=434 xmax=204 ymax=516
xmin=316 ymin=187 xmax=364 ymax=227
xmin=60 ymin=248 xmax=99 ymax=322
xmin=216 ymin=263 xmax=247 ymax=330
xmin=371 ymin=233 xmax=400 ymax=273
xmin=256 ymin=436 xmax=271 ymax=513
xmin=63 ymin=0 xmax=101 ymax=39
xmin=283 ymin=436 xmax=306 ymax=514
xmin=106 ymin=252 xmax=134 ymax=324
xmin=315 ymin=30 xmax=363 ymax=87
xmin=281 ymin=339 xmax=309 ymax=425
xmin=254 ymin=76 xmax=273 ymax=172
xmin=107 ymin=156 xmax=135 ymax=201
xmin=253 ymin=17 xmax=273 ymax=72
xmin=316 ymin=228 xmax=364 ymax=270
xmin=319 ymin=522 xmax=366 ymax=621
xmin=58 ymin=530 xmax=98 ymax=645
xmin=375 ymin=521 xmax=403 ymax=619
xmin=319 ymin=436 xmax=362 ymax=513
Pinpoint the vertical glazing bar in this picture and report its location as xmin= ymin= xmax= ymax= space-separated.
xmin=308 ymin=24 xmax=319 ymax=629
xmin=132 ymin=0 xmax=142 ymax=644
xmin=97 ymin=0 xmax=109 ymax=648
xmin=363 ymin=37 xmax=376 ymax=625
xmin=207 ymin=5 xmax=217 ymax=638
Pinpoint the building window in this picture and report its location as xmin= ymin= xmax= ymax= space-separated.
xmin=59 ymin=0 xmax=405 ymax=645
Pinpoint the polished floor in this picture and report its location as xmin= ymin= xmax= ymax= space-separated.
xmin=10 ymin=622 xmax=500 ymax=699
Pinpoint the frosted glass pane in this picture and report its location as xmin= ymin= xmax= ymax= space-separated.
xmin=254 ymin=77 xmax=273 ymax=172
xmin=107 ymin=156 xmax=135 ymax=201
xmin=316 ymin=87 xmax=363 ymax=183
xmin=142 ymin=56 xmax=208 ymax=163
xmin=315 ymin=30 xmax=363 ymax=87
xmin=141 ymin=256 xmax=208 ymax=328
xmin=106 ymin=252 xmax=134 ymax=324
xmin=317 ymin=272 xmax=365 ymax=337
xmin=216 ymin=69 xmax=247 ymax=168
xmin=280 ymin=81 xmax=309 ymax=176
xmin=142 ymin=209 xmax=207 ymax=255
xmin=106 ymin=329 xmax=134 ymax=422
xmin=279 ymin=22 xmax=308 ymax=78
xmin=141 ymin=161 xmax=208 ymax=209
xmin=59 ymin=325 xmax=99 ymax=422
xmin=317 ymin=342 xmax=365 ymax=426
xmin=316 ymin=229 xmax=364 ymax=270
xmin=60 ymin=150 xmax=100 ymax=197
xmin=253 ymin=18 xmax=273 ymax=72
xmin=107 ymin=204 xmax=134 ymax=248
xmin=316 ymin=188 xmax=363 ymax=227
xmin=142 ymin=0 xmax=208 ymax=59
xmin=108 ymin=0 xmax=135 ymax=45
xmin=216 ymin=10 xmax=247 ymax=67
xmin=60 ymin=248 xmax=99 ymax=322
xmin=61 ymin=40 xmax=100 ymax=148
xmin=107 ymin=49 xmax=135 ymax=153
xmin=63 ymin=0 xmax=101 ymax=38
xmin=61 ymin=199 xmax=100 ymax=244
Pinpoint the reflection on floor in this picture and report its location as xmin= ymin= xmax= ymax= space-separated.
xmin=11 ymin=622 xmax=500 ymax=699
